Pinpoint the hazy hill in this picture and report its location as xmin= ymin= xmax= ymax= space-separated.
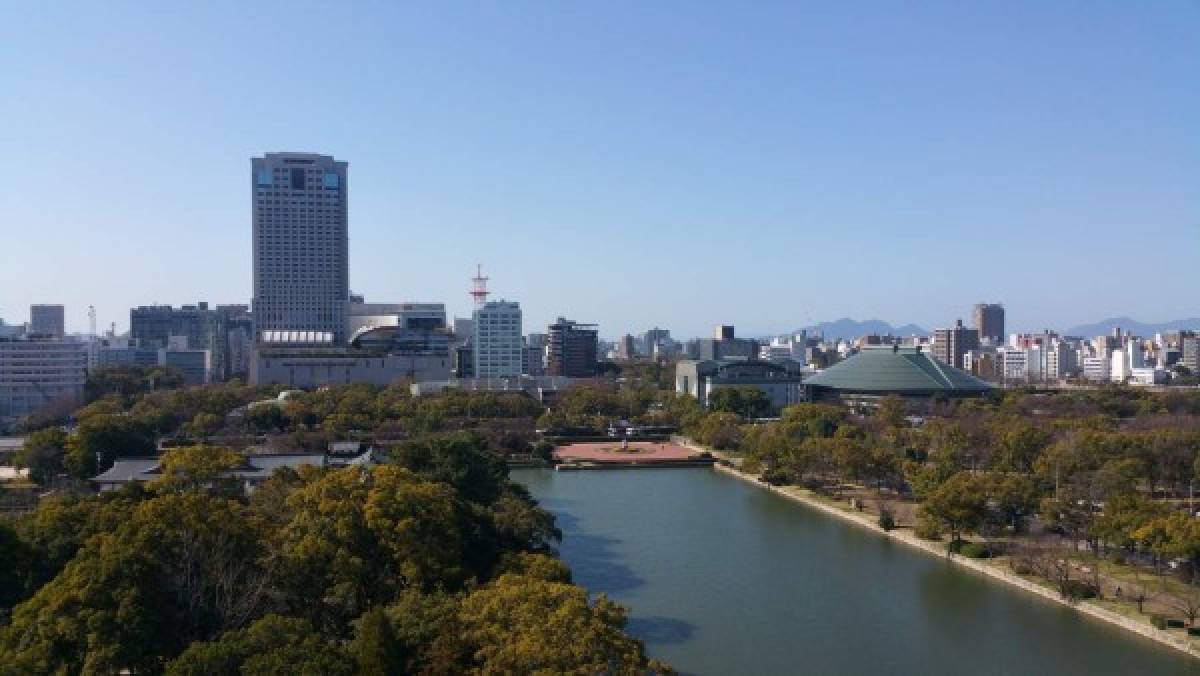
xmin=1064 ymin=317 xmax=1200 ymax=338
xmin=801 ymin=318 xmax=929 ymax=342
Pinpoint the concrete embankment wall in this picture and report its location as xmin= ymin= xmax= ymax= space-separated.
xmin=692 ymin=446 xmax=1200 ymax=661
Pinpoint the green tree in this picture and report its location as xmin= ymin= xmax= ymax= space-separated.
xmin=13 ymin=427 xmax=68 ymax=485
xmin=0 ymin=520 xmax=34 ymax=610
xmin=166 ymin=614 xmax=353 ymax=676
xmin=984 ymin=474 xmax=1041 ymax=534
xmin=277 ymin=465 xmax=471 ymax=631
xmin=990 ymin=418 xmax=1051 ymax=473
xmin=920 ymin=472 xmax=988 ymax=542
xmin=351 ymin=607 xmax=404 ymax=675
xmin=876 ymin=394 xmax=907 ymax=429
xmin=244 ymin=404 xmax=286 ymax=432
xmin=458 ymin=573 xmax=660 ymax=675
xmin=0 ymin=493 xmax=269 ymax=672
xmin=1092 ymin=493 xmax=1168 ymax=551
xmin=64 ymin=414 xmax=156 ymax=478
xmin=184 ymin=412 xmax=222 ymax=438
xmin=781 ymin=403 xmax=845 ymax=438
xmin=390 ymin=432 xmax=507 ymax=504
xmin=150 ymin=445 xmax=245 ymax=494
xmin=708 ymin=386 xmax=773 ymax=419
xmin=689 ymin=412 xmax=743 ymax=450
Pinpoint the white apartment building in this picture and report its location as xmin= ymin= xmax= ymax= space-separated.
xmin=252 ymin=152 xmax=349 ymax=345
xmin=1082 ymin=356 xmax=1109 ymax=381
xmin=1111 ymin=349 xmax=1131 ymax=382
xmin=1130 ymin=367 xmax=1167 ymax=385
xmin=1043 ymin=340 xmax=1078 ymax=380
xmin=996 ymin=346 xmax=1030 ymax=381
xmin=0 ymin=337 xmax=88 ymax=420
xmin=473 ymin=301 xmax=522 ymax=378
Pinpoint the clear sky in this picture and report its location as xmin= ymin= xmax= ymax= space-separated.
xmin=2 ymin=2 xmax=1197 ymax=339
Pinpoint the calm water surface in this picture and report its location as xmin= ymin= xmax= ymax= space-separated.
xmin=513 ymin=468 xmax=1199 ymax=676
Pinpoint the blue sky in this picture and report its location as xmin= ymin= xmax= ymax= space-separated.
xmin=1 ymin=2 xmax=1197 ymax=339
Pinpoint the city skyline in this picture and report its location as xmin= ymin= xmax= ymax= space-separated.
xmin=2 ymin=3 xmax=1197 ymax=337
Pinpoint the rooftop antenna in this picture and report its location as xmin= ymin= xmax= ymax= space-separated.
xmin=88 ymin=305 xmax=97 ymax=339
xmin=469 ymin=263 xmax=490 ymax=308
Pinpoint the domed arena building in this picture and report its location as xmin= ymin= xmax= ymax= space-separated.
xmin=804 ymin=345 xmax=993 ymax=409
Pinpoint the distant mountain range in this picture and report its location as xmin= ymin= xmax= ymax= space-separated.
xmin=755 ymin=316 xmax=1200 ymax=343
xmin=800 ymin=318 xmax=929 ymax=342
xmin=1063 ymin=317 xmax=1200 ymax=338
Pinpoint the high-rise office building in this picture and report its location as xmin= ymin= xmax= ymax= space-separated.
xmin=933 ymin=319 xmax=980 ymax=370
xmin=700 ymin=325 xmax=758 ymax=360
xmin=130 ymin=302 xmax=251 ymax=381
xmin=29 ymin=305 xmax=65 ymax=338
xmin=473 ymin=301 xmax=522 ymax=378
xmin=616 ymin=334 xmax=636 ymax=360
xmin=546 ymin=318 xmax=599 ymax=377
xmin=252 ymin=152 xmax=349 ymax=345
xmin=1183 ymin=335 xmax=1200 ymax=374
xmin=972 ymin=303 xmax=1005 ymax=344
xmin=523 ymin=332 xmax=547 ymax=376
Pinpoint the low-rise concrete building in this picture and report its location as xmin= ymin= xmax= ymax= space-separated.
xmin=0 ymin=336 xmax=88 ymax=421
xmin=250 ymin=347 xmax=450 ymax=387
xmin=675 ymin=358 xmax=807 ymax=412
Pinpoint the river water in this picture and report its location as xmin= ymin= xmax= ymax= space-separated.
xmin=513 ymin=468 xmax=1198 ymax=675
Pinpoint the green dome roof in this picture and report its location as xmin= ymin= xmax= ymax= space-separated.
xmin=805 ymin=346 xmax=992 ymax=395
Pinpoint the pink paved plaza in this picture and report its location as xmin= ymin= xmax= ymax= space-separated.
xmin=553 ymin=441 xmax=703 ymax=464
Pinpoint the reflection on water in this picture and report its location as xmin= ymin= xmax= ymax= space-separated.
xmin=626 ymin=616 xmax=696 ymax=645
xmin=550 ymin=509 xmax=645 ymax=593
xmin=514 ymin=468 xmax=1198 ymax=676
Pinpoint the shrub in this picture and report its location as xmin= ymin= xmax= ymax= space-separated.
xmin=914 ymin=516 xmax=942 ymax=541
xmin=878 ymin=508 xmax=896 ymax=532
xmin=531 ymin=441 xmax=554 ymax=462
xmin=761 ymin=468 xmax=790 ymax=486
xmin=1060 ymin=580 xmax=1098 ymax=601
xmin=956 ymin=542 xmax=990 ymax=559
xmin=1151 ymin=615 xmax=1168 ymax=630
xmin=1010 ymin=560 xmax=1034 ymax=575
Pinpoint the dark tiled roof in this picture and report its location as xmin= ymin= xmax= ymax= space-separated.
xmin=91 ymin=453 xmax=337 ymax=484
xmin=805 ymin=346 xmax=992 ymax=394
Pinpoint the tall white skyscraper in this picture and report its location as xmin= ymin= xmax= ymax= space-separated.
xmin=252 ymin=152 xmax=349 ymax=345
xmin=473 ymin=301 xmax=522 ymax=378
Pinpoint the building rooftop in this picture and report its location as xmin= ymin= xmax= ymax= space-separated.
xmin=90 ymin=451 xmax=371 ymax=488
xmin=804 ymin=346 xmax=992 ymax=394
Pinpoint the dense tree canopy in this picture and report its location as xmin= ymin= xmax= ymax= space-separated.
xmin=0 ymin=438 xmax=664 ymax=674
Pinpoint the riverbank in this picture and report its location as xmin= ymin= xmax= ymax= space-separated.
xmin=698 ymin=451 xmax=1200 ymax=662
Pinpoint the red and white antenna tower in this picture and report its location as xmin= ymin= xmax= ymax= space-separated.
xmin=469 ymin=264 xmax=490 ymax=308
